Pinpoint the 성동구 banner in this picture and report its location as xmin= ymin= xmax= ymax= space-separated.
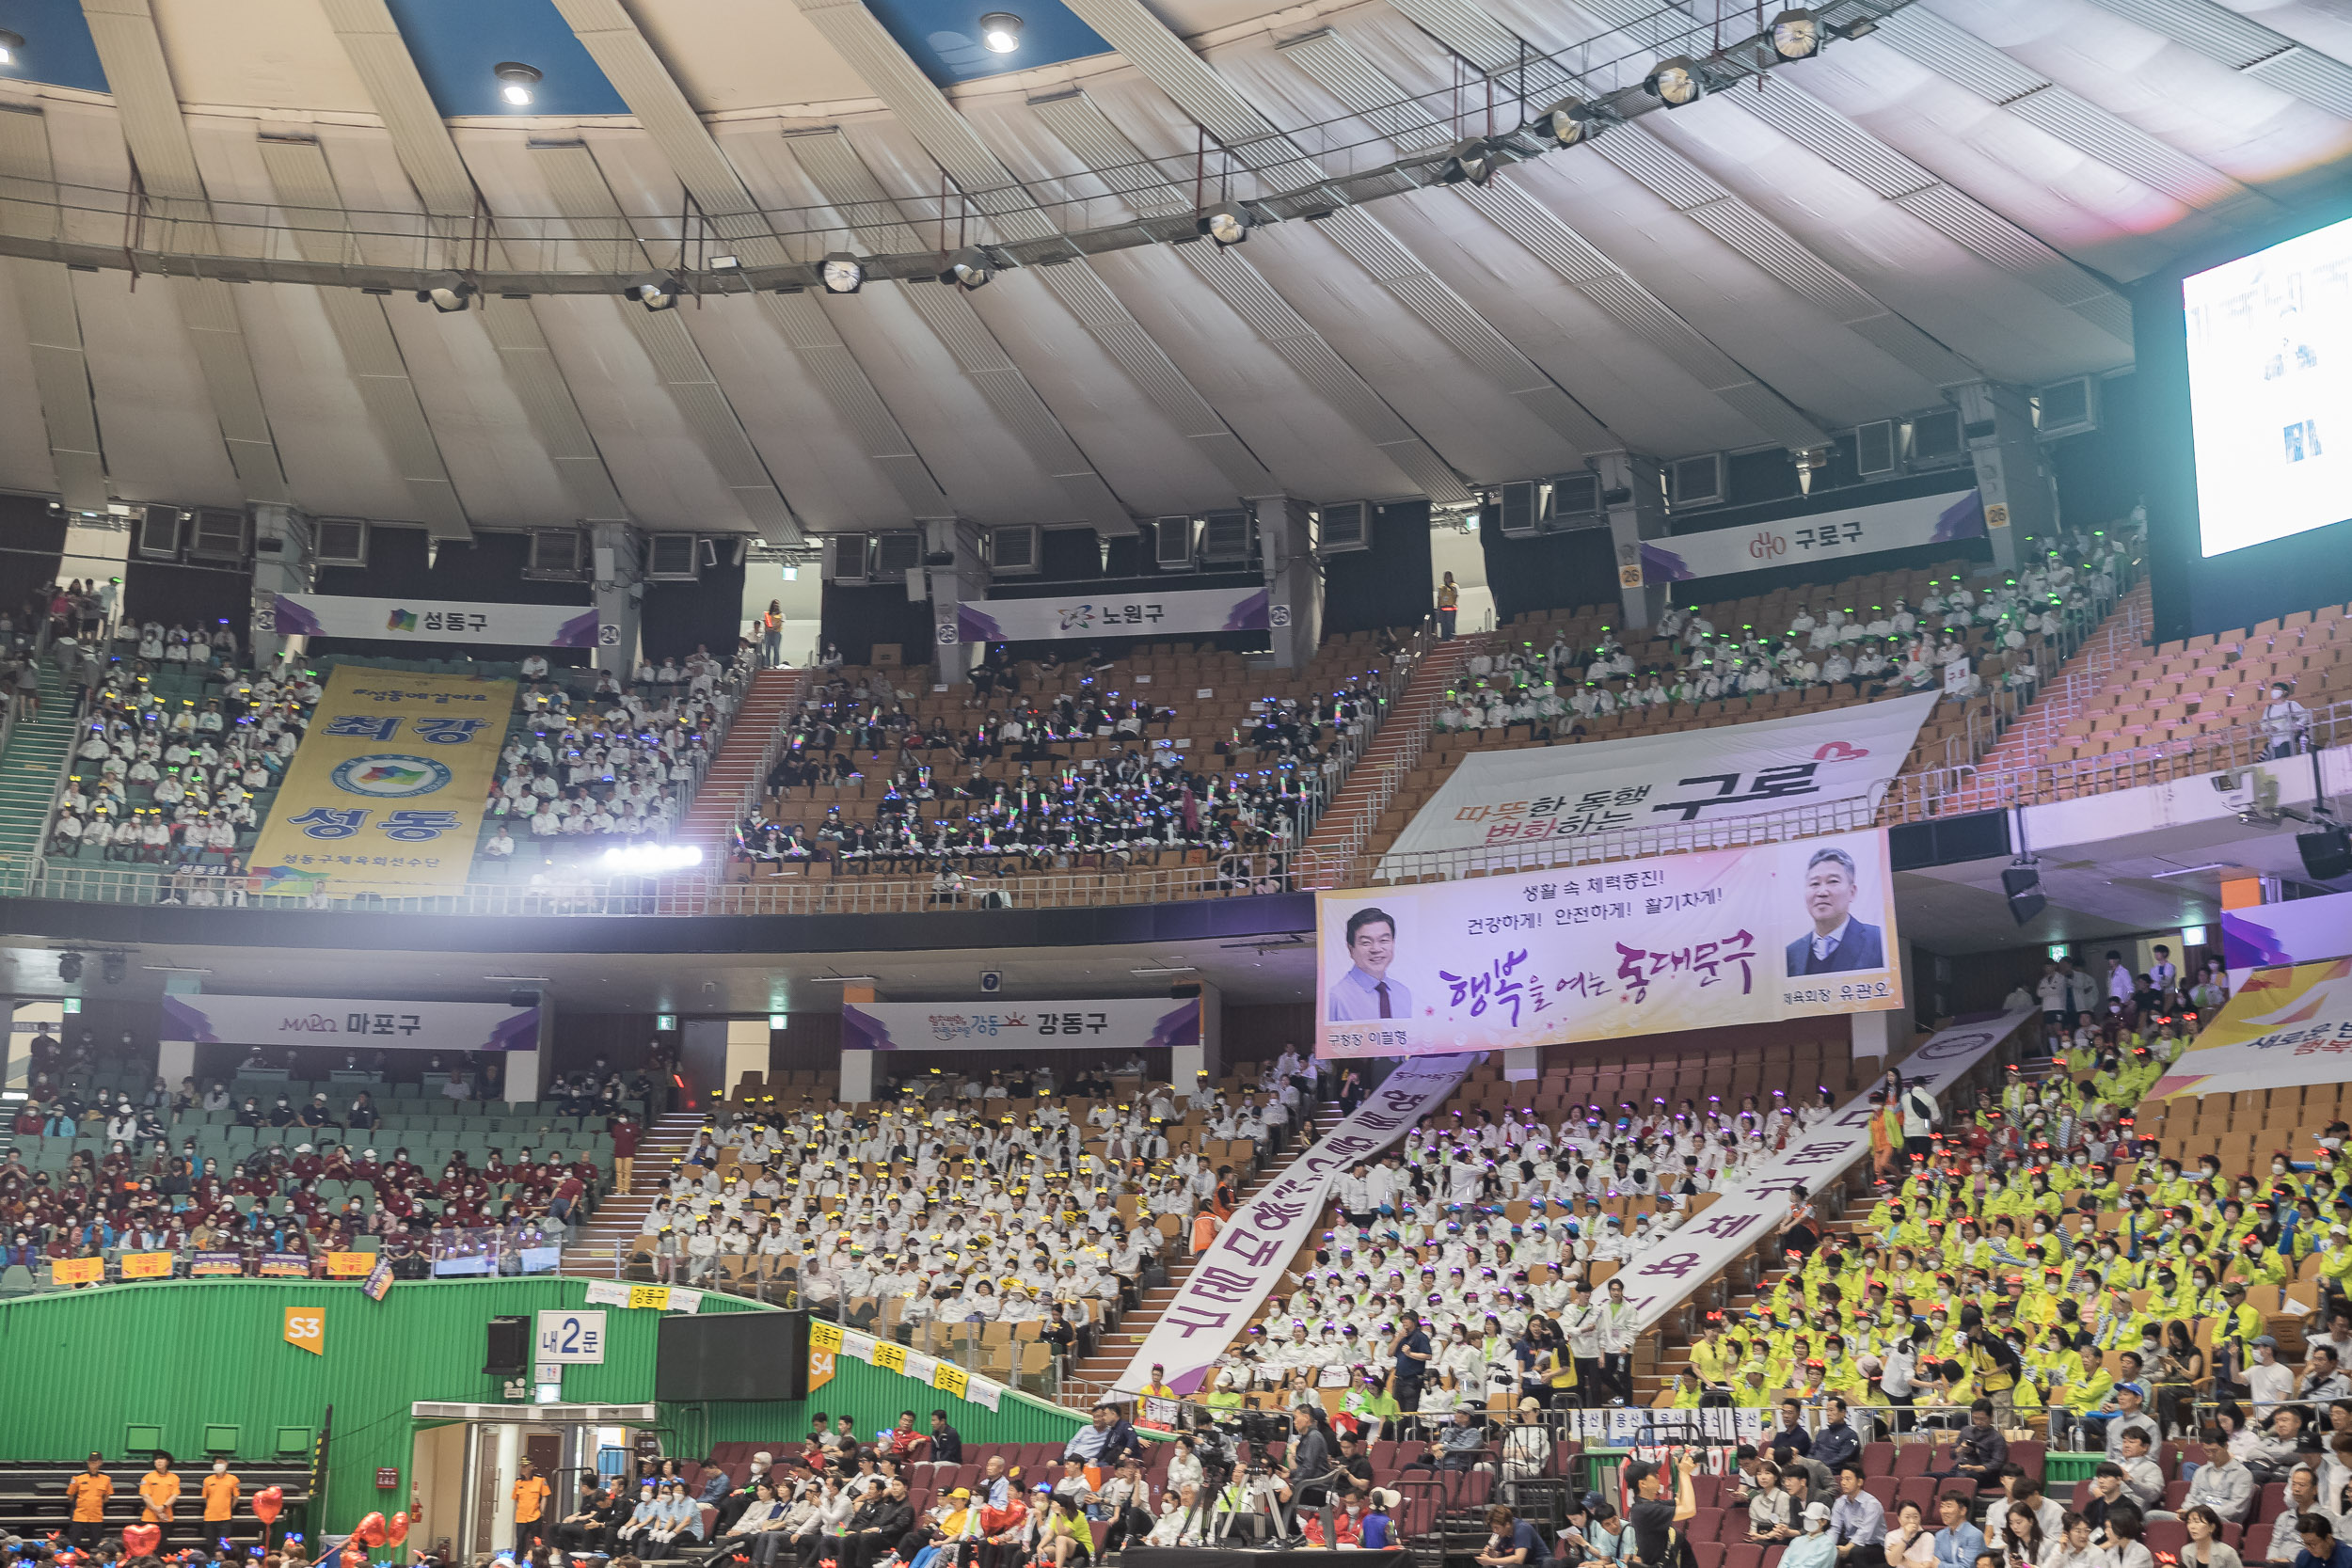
xmin=1114 ymin=1053 xmax=1473 ymax=1395
xmin=2149 ymin=958 xmax=2352 ymax=1101
xmin=246 ymin=665 xmax=513 ymax=897
xmin=952 ymin=584 xmax=1271 ymax=644
xmin=1382 ymin=691 xmax=1935 ymax=871
xmin=1318 ymin=830 xmax=1904 ymax=1060
xmin=160 ymin=993 xmax=539 ymax=1053
xmin=265 ymin=593 xmax=599 ymax=649
xmin=840 ymin=998 xmax=1200 ymax=1052
xmin=1638 ymin=489 xmax=1985 ymax=585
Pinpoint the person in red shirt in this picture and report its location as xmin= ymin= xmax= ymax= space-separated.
xmin=548 ymin=1172 xmax=587 ymax=1227
xmin=610 ymin=1116 xmax=642 ymax=1195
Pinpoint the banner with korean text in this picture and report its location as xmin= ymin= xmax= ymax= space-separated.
xmin=1637 ymin=488 xmax=1985 ymax=585
xmin=263 ymin=594 xmax=599 ymax=648
xmin=1604 ymin=1009 xmax=2029 ymax=1332
xmin=1318 ymin=832 xmax=1904 ymax=1060
xmin=952 ymin=584 xmax=1271 ymax=644
xmin=159 ymin=992 xmax=539 ymax=1053
xmin=1381 ymin=692 xmax=1936 ymax=871
xmin=839 ymin=997 xmax=1199 ymax=1053
xmin=2149 ymin=958 xmax=2352 ymax=1101
xmin=246 ymin=666 xmax=514 ymax=897
xmin=1113 ymin=1053 xmax=1473 ymax=1395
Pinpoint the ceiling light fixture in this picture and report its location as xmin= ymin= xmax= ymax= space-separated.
xmin=1769 ymin=8 xmax=1821 ymax=59
xmin=818 ymin=974 xmax=881 ymax=985
xmin=0 ymin=31 xmax=24 ymax=67
xmin=1198 ymin=201 xmax=1251 ymax=246
xmin=1645 ymin=55 xmax=1705 ymax=106
xmin=943 ymin=245 xmax=996 ymax=290
xmin=416 ymin=271 xmax=477 ymax=312
xmin=978 ymin=12 xmax=1024 ymax=53
xmin=820 ymin=252 xmax=866 ymax=294
xmin=1532 ymin=95 xmax=1597 ymax=148
xmin=1438 ymin=135 xmax=1506 ymax=186
xmin=708 ymin=254 xmax=741 ymax=272
xmin=623 ymin=273 xmax=679 ymax=311
xmin=1129 ymin=964 xmax=1198 ymax=975
xmin=494 ymin=61 xmax=542 ymax=106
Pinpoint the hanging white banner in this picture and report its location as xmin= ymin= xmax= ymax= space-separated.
xmin=159 ymin=992 xmax=540 ymax=1053
xmin=263 ymin=593 xmax=600 ymax=648
xmin=951 ymin=584 xmax=1271 ymax=644
xmin=1637 ymin=489 xmax=1985 ymax=584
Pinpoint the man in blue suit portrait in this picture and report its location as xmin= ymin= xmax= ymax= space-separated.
xmin=1785 ymin=845 xmax=1885 ymax=976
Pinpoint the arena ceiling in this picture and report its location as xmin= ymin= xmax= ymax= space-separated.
xmin=0 ymin=0 xmax=2345 ymax=540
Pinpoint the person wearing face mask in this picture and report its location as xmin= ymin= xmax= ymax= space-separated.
xmin=200 ymin=1458 xmax=240 ymax=1552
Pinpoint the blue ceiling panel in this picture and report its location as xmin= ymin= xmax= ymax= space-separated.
xmin=0 ymin=0 xmax=111 ymax=94
xmin=857 ymin=0 xmax=1112 ymax=87
xmin=380 ymin=0 xmax=628 ymax=116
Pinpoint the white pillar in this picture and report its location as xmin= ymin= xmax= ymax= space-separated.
xmin=1502 ymin=1048 xmax=1540 ymax=1082
xmin=1252 ymin=497 xmax=1319 ymax=672
xmin=1955 ymin=382 xmax=2048 ymax=572
xmin=724 ymin=1019 xmax=769 ymax=1102
xmin=1597 ymin=451 xmax=1667 ymax=632
xmin=156 ymin=974 xmax=202 ymax=1087
xmin=839 ymin=1051 xmax=875 ymax=1103
xmin=1851 ymin=1009 xmax=1895 ymax=1062
xmin=1169 ymin=981 xmax=1221 ymax=1086
xmin=591 ymin=525 xmax=643 ymax=679
xmin=926 ymin=518 xmax=984 ymax=687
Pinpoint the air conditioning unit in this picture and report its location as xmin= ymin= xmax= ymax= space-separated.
xmin=872 ymin=531 xmax=923 ymax=578
xmin=1668 ymin=453 xmax=1724 ymax=510
xmin=1316 ymin=501 xmax=1368 ymax=554
xmin=2035 ymin=376 xmax=2099 ymax=440
xmin=1496 ymin=480 xmax=1539 ymax=537
xmin=186 ymin=507 xmax=250 ymax=562
xmin=1199 ymin=510 xmax=1252 ymax=565
xmin=645 ymin=532 xmax=701 ymax=581
xmin=527 ymin=529 xmax=587 ymax=579
xmin=989 ymin=525 xmax=1039 ymax=576
xmin=135 ymin=504 xmax=183 ymax=560
xmin=1906 ymin=407 xmax=1963 ymax=464
xmin=823 ymin=534 xmax=870 ymax=584
xmin=1546 ymin=471 xmax=1603 ymax=528
xmin=314 ymin=517 xmax=368 ymax=567
xmin=1153 ymin=515 xmax=1196 ymax=570
xmin=1855 ymin=420 xmax=1898 ymax=478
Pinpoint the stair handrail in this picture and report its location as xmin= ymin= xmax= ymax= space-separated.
xmin=24 ymin=634 xmax=84 ymax=895
xmin=732 ymin=669 xmax=803 ymax=838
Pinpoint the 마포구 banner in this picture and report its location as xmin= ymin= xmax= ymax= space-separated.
xmin=1637 ymin=488 xmax=1985 ymax=585
xmin=1318 ymin=831 xmax=1904 ymax=1060
xmin=246 ymin=665 xmax=514 ymax=897
xmin=264 ymin=593 xmax=599 ymax=649
xmin=1382 ymin=692 xmax=1936 ymax=871
xmin=951 ymin=584 xmax=1272 ymax=644
xmin=839 ymin=997 xmax=1199 ymax=1052
xmin=159 ymin=992 xmax=540 ymax=1053
xmin=2149 ymin=958 xmax=2352 ymax=1101
xmin=1114 ymin=1053 xmax=1474 ymax=1394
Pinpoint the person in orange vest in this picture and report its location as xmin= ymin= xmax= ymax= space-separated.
xmin=512 ymin=1458 xmax=553 ymax=1559
xmin=140 ymin=1453 xmax=182 ymax=1549
xmin=65 ymin=1453 xmax=112 ymax=1553
xmin=1191 ymin=1209 xmax=1220 ymax=1255
xmin=201 ymin=1458 xmax=241 ymax=1554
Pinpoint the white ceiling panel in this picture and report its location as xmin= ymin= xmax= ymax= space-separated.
xmin=67 ymin=268 xmax=243 ymax=506
xmin=235 ymin=281 xmax=437 ymax=521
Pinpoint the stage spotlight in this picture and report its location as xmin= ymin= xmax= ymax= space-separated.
xmin=0 ymin=31 xmax=24 ymax=67
xmin=1439 ymin=136 xmax=1505 ymax=186
xmin=56 ymin=951 xmax=82 ymax=984
xmin=1533 ymin=95 xmax=1597 ymax=148
xmin=102 ymin=953 xmax=125 ymax=986
xmin=623 ymin=273 xmax=680 ymax=311
xmin=943 ymin=245 xmax=996 ymax=290
xmin=417 ymin=272 xmax=477 ymax=312
xmin=978 ymin=12 xmax=1024 ymax=53
xmin=2001 ymin=863 xmax=2045 ymax=927
xmin=1645 ymin=55 xmax=1704 ymax=106
xmin=820 ymin=252 xmax=867 ymax=294
xmin=494 ymin=62 xmax=543 ymax=105
xmin=1198 ymin=201 xmax=1251 ymax=246
xmin=1770 ymin=8 xmax=1821 ymax=58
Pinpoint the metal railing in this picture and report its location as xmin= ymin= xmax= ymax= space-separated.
xmin=10 ymin=1228 xmax=564 ymax=1293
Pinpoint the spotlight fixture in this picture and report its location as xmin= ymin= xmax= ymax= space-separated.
xmin=1438 ymin=135 xmax=1506 ymax=186
xmin=416 ymin=271 xmax=477 ymax=312
xmin=101 ymin=953 xmax=125 ymax=986
xmin=1532 ymin=95 xmax=1597 ymax=148
xmin=598 ymin=843 xmax=705 ymax=873
xmin=623 ymin=272 xmax=679 ymax=311
xmin=1197 ymin=201 xmax=1251 ymax=246
xmin=1769 ymin=8 xmax=1821 ymax=59
xmin=1644 ymin=55 xmax=1704 ymax=106
xmin=707 ymin=254 xmax=741 ymax=272
xmin=977 ymin=11 xmax=1023 ymax=53
xmin=819 ymin=252 xmax=866 ymax=294
xmin=2001 ymin=862 xmax=2046 ymax=927
xmin=0 ymin=30 xmax=22 ymax=67
xmin=494 ymin=61 xmax=543 ymax=106
xmin=56 ymin=951 xmax=82 ymax=984
xmin=942 ymin=245 xmax=996 ymax=290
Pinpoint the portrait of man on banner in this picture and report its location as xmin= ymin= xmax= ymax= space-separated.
xmin=1327 ymin=905 xmax=1413 ymax=1022
xmin=1785 ymin=844 xmax=1886 ymax=976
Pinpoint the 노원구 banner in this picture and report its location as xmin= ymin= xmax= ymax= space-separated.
xmin=951 ymin=584 xmax=1272 ymax=644
xmin=1637 ymin=489 xmax=1985 ymax=585
xmin=160 ymin=992 xmax=540 ymax=1053
xmin=1318 ymin=831 xmax=1904 ymax=1060
xmin=1605 ymin=1009 xmax=2028 ymax=1331
xmin=839 ymin=998 xmax=1200 ymax=1052
xmin=1381 ymin=692 xmax=1935 ymax=872
xmin=245 ymin=665 xmax=513 ymax=897
xmin=1114 ymin=1053 xmax=1474 ymax=1395
xmin=263 ymin=593 xmax=600 ymax=648
xmin=2149 ymin=958 xmax=2352 ymax=1101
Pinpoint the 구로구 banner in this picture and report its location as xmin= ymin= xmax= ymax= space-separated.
xmin=950 ymin=584 xmax=1271 ymax=644
xmin=1382 ymin=692 xmax=1936 ymax=871
xmin=262 ymin=594 xmax=599 ymax=649
xmin=839 ymin=997 xmax=1200 ymax=1052
xmin=1317 ymin=831 xmax=1904 ymax=1060
xmin=1638 ymin=488 xmax=1985 ymax=584
xmin=2150 ymin=958 xmax=2352 ymax=1101
xmin=159 ymin=993 xmax=539 ymax=1053
xmin=246 ymin=665 xmax=513 ymax=897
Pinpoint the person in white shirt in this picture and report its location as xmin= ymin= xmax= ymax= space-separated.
xmin=2246 ymin=1338 xmax=2298 ymax=1414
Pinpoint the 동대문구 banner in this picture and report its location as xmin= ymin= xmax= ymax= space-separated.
xmin=1316 ymin=830 xmax=1904 ymax=1059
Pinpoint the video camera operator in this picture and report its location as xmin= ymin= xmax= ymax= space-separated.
xmin=1212 ymin=1443 xmax=1295 ymax=1537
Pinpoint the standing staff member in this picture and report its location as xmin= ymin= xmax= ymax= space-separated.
xmin=140 ymin=1453 xmax=182 ymax=1550
xmin=65 ymin=1454 xmax=113 ymax=1553
xmin=1438 ymin=574 xmax=1459 ymax=641
xmin=513 ymin=1457 xmax=553 ymax=1559
xmin=201 ymin=1458 xmax=241 ymax=1554
xmin=1393 ymin=1312 xmax=1433 ymax=1414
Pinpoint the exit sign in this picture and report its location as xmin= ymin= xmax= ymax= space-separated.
xmin=375 ymin=1467 xmax=399 ymax=1489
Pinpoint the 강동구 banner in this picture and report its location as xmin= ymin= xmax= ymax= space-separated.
xmin=839 ymin=997 xmax=1200 ymax=1052
xmin=1637 ymin=489 xmax=1985 ymax=585
xmin=263 ymin=594 xmax=600 ymax=648
xmin=951 ymin=584 xmax=1272 ymax=644
xmin=1316 ymin=830 xmax=1904 ymax=1059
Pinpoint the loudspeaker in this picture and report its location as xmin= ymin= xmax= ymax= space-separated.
xmin=508 ymin=990 xmax=536 ymax=1010
xmin=2298 ymin=827 xmax=2352 ymax=880
xmin=2001 ymin=864 xmax=2046 ymax=927
xmin=657 ymin=1309 xmax=808 ymax=1402
xmin=485 ymin=1315 xmax=530 ymax=1376
xmin=1170 ymin=981 xmax=1202 ymax=1000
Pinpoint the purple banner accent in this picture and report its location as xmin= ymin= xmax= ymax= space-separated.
xmin=272 ymin=594 xmax=326 ymax=637
xmin=1931 ymin=489 xmax=1989 ymax=542
xmin=1639 ymin=542 xmax=1695 ymax=582
xmin=1143 ymin=997 xmax=1200 ymax=1051
xmin=161 ymin=994 xmax=219 ymax=1044
xmin=2224 ymin=890 xmax=2352 ymax=972
xmin=553 ymin=610 xmax=601 ymax=649
xmin=1219 ymin=590 xmax=1270 ymax=631
xmin=957 ymin=603 xmax=1007 ymax=642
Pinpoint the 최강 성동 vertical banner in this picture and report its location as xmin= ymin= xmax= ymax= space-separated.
xmin=1315 ymin=829 xmax=1904 ymax=1058
xmin=246 ymin=666 xmax=514 ymax=897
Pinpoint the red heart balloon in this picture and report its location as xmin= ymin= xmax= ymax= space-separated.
xmin=387 ymin=1513 xmax=410 ymax=1546
xmin=356 ymin=1513 xmax=388 ymax=1547
xmin=340 ymin=1548 xmax=368 ymax=1568
xmin=122 ymin=1525 xmax=161 ymax=1557
xmin=253 ymin=1487 xmax=285 ymax=1526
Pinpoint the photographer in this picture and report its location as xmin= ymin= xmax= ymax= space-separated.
xmin=1626 ymin=1452 xmax=1700 ymax=1568
xmin=1213 ymin=1445 xmax=1295 ymax=1536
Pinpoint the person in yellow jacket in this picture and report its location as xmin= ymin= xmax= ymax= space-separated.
xmin=1732 ymin=1362 xmax=1776 ymax=1408
xmin=1659 ymin=1368 xmax=1707 ymax=1409
xmin=1689 ymin=1321 xmax=1738 ymax=1388
xmin=2226 ymin=1233 xmax=2290 ymax=1288
xmin=2321 ymin=1227 xmax=2352 ymax=1289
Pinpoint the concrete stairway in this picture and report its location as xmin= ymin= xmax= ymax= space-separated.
xmin=679 ymin=669 xmax=801 ymax=862
xmin=0 ymin=661 xmax=75 ymax=894
xmin=1295 ymin=637 xmax=1485 ymax=886
xmin=1950 ymin=579 xmax=2152 ymax=808
xmin=561 ymin=1111 xmax=710 ymax=1277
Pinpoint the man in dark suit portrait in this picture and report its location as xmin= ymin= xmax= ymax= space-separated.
xmin=1785 ymin=845 xmax=1885 ymax=976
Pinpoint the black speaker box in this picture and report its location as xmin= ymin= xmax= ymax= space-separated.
xmin=2298 ymin=828 xmax=2352 ymax=880
xmin=485 ymin=1314 xmax=530 ymax=1376
xmin=657 ymin=1309 xmax=808 ymax=1402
